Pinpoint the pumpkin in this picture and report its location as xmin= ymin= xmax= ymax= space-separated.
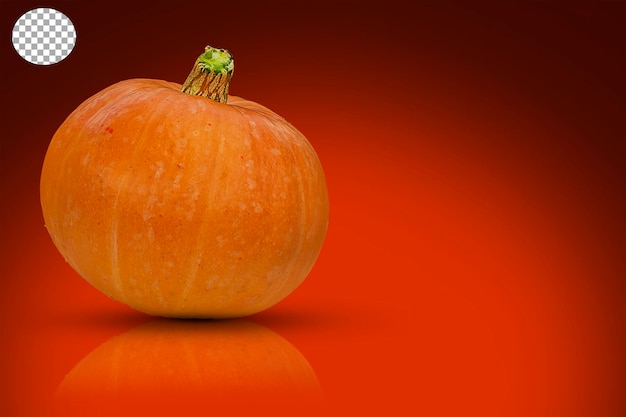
xmin=40 ymin=46 xmax=329 ymax=318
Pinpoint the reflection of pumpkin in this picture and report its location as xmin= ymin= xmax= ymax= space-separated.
xmin=55 ymin=319 xmax=322 ymax=416
xmin=40 ymin=46 xmax=329 ymax=318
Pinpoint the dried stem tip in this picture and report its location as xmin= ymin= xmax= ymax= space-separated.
xmin=181 ymin=45 xmax=234 ymax=103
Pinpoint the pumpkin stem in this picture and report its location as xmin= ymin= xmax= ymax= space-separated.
xmin=181 ymin=45 xmax=234 ymax=103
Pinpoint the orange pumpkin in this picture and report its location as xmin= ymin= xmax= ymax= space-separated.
xmin=40 ymin=46 xmax=329 ymax=318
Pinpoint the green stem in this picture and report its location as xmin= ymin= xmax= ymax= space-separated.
xmin=181 ymin=45 xmax=234 ymax=103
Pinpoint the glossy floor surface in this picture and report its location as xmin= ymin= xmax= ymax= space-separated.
xmin=1 ymin=2 xmax=625 ymax=416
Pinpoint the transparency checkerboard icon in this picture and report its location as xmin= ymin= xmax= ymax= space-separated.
xmin=12 ymin=8 xmax=76 ymax=65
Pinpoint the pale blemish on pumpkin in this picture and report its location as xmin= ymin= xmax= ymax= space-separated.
xmin=189 ymin=187 xmax=201 ymax=203
xmin=252 ymin=201 xmax=263 ymax=213
xmin=153 ymin=161 xmax=165 ymax=179
xmin=266 ymin=266 xmax=284 ymax=286
xmin=206 ymin=275 xmax=219 ymax=289
xmin=176 ymin=138 xmax=188 ymax=153
xmin=246 ymin=178 xmax=257 ymax=190
xmin=143 ymin=195 xmax=159 ymax=220
xmin=134 ymin=183 xmax=147 ymax=196
xmin=184 ymin=208 xmax=195 ymax=222
xmin=216 ymin=235 xmax=226 ymax=247
xmin=147 ymin=226 xmax=155 ymax=243
xmin=65 ymin=208 xmax=80 ymax=226
xmin=172 ymin=171 xmax=183 ymax=189
xmin=193 ymin=100 xmax=211 ymax=115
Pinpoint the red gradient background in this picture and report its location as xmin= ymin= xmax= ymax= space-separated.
xmin=1 ymin=1 xmax=624 ymax=416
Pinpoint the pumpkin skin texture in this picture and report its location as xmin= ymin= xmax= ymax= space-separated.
xmin=40 ymin=77 xmax=329 ymax=318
